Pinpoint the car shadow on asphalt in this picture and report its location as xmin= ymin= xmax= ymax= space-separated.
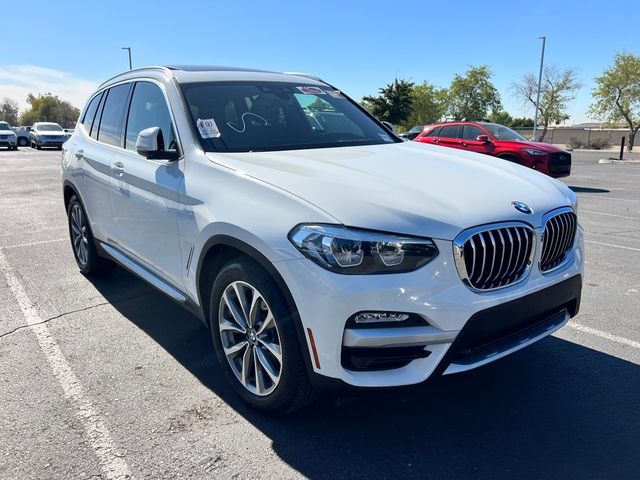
xmin=88 ymin=267 xmax=639 ymax=480
xmin=568 ymin=186 xmax=610 ymax=194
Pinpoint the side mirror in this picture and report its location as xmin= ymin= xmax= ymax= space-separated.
xmin=136 ymin=127 xmax=179 ymax=160
xmin=381 ymin=121 xmax=397 ymax=134
xmin=476 ymin=134 xmax=490 ymax=143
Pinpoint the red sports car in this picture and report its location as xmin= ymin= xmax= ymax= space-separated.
xmin=413 ymin=121 xmax=571 ymax=178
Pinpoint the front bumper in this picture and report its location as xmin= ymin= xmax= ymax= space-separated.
xmin=0 ymin=138 xmax=17 ymax=147
xmin=34 ymin=137 xmax=65 ymax=147
xmin=274 ymin=227 xmax=584 ymax=388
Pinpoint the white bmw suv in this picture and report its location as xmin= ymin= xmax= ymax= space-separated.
xmin=62 ymin=66 xmax=583 ymax=414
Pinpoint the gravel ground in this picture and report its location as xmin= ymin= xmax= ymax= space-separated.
xmin=1 ymin=147 xmax=638 ymax=479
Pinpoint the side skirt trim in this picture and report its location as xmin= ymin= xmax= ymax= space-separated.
xmin=100 ymin=242 xmax=188 ymax=303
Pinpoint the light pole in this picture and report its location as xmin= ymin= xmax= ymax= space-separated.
xmin=532 ymin=36 xmax=546 ymax=141
xmin=121 ymin=47 xmax=132 ymax=70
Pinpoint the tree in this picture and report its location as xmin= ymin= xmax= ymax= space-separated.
xmin=511 ymin=117 xmax=534 ymax=128
xmin=447 ymin=65 xmax=502 ymax=121
xmin=513 ymin=66 xmax=581 ymax=141
xmin=488 ymin=110 xmax=513 ymax=126
xmin=362 ymin=79 xmax=414 ymax=125
xmin=589 ymin=52 xmax=640 ymax=151
xmin=19 ymin=93 xmax=80 ymax=128
xmin=402 ymin=82 xmax=448 ymax=129
xmin=0 ymin=98 xmax=19 ymax=125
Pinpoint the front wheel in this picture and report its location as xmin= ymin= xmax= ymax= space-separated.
xmin=209 ymin=258 xmax=315 ymax=415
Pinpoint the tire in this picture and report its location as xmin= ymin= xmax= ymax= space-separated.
xmin=67 ymin=195 xmax=114 ymax=275
xmin=209 ymin=258 xmax=315 ymax=415
xmin=18 ymin=137 xmax=28 ymax=147
xmin=36 ymin=144 xmax=41 ymax=150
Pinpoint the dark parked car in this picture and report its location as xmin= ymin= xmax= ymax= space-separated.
xmin=414 ymin=121 xmax=571 ymax=178
xmin=399 ymin=125 xmax=425 ymax=140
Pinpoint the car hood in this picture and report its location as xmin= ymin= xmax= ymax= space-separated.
xmin=0 ymin=129 xmax=15 ymax=135
xmin=496 ymin=140 xmax=566 ymax=153
xmin=35 ymin=131 xmax=66 ymax=135
xmin=206 ymin=142 xmax=575 ymax=240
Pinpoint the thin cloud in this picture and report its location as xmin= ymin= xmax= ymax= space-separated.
xmin=0 ymin=65 xmax=98 ymax=112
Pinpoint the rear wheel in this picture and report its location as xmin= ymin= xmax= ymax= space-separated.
xmin=67 ymin=195 xmax=114 ymax=275
xmin=209 ymin=258 xmax=315 ymax=415
xmin=18 ymin=137 xmax=28 ymax=147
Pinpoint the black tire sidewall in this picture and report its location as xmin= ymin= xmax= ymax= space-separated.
xmin=67 ymin=195 xmax=106 ymax=274
xmin=209 ymin=259 xmax=307 ymax=414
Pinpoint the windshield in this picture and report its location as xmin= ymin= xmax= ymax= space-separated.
xmin=38 ymin=124 xmax=64 ymax=132
xmin=482 ymin=123 xmax=527 ymax=141
xmin=181 ymin=81 xmax=398 ymax=152
xmin=0 ymin=122 xmax=11 ymax=130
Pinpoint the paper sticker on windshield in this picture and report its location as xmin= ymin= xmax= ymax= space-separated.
xmin=379 ymin=133 xmax=393 ymax=142
xmin=297 ymin=86 xmax=325 ymax=95
xmin=326 ymin=90 xmax=343 ymax=99
xmin=197 ymin=118 xmax=221 ymax=139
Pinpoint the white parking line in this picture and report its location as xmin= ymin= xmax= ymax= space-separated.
xmin=0 ymin=250 xmax=133 ymax=480
xmin=581 ymin=210 xmax=640 ymax=221
xmin=585 ymin=240 xmax=640 ymax=252
xmin=0 ymin=238 xmax=66 ymax=250
xmin=568 ymin=321 xmax=640 ymax=350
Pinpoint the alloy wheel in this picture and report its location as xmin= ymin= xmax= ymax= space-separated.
xmin=218 ymin=281 xmax=283 ymax=396
xmin=70 ymin=204 xmax=89 ymax=266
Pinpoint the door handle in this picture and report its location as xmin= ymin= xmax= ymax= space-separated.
xmin=111 ymin=161 xmax=125 ymax=173
xmin=74 ymin=150 xmax=84 ymax=160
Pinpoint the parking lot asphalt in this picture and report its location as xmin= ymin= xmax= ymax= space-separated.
xmin=1 ymin=146 xmax=639 ymax=479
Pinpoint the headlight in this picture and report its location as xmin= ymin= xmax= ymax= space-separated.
xmin=524 ymin=148 xmax=547 ymax=156
xmin=288 ymin=224 xmax=439 ymax=274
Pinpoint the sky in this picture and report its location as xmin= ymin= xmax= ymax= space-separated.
xmin=1 ymin=0 xmax=637 ymax=124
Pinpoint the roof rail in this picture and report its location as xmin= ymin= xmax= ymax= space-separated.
xmin=282 ymin=71 xmax=325 ymax=82
xmin=97 ymin=66 xmax=174 ymax=89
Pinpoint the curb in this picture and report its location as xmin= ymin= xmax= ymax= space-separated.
xmin=598 ymin=158 xmax=640 ymax=165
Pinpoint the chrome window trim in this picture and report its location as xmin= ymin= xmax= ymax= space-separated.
xmin=453 ymin=221 xmax=536 ymax=293
xmin=78 ymin=77 xmax=184 ymax=159
xmin=539 ymin=206 xmax=577 ymax=275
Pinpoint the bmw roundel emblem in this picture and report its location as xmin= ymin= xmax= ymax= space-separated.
xmin=512 ymin=201 xmax=533 ymax=214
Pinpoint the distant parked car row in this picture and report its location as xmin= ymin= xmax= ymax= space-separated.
xmin=401 ymin=121 xmax=571 ymax=178
xmin=0 ymin=121 xmax=19 ymax=150
xmin=0 ymin=122 xmax=72 ymax=150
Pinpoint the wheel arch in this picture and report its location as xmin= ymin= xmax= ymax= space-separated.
xmin=63 ymin=180 xmax=79 ymax=211
xmin=497 ymin=152 xmax=521 ymax=161
xmin=195 ymin=235 xmax=316 ymax=379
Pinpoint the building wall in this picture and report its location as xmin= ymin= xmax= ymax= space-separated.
xmin=514 ymin=128 xmax=634 ymax=149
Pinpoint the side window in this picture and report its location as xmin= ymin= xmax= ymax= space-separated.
xmin=461 ymin=125 xmax=485 ymax=141
xmin=81 ymin=93 xmax=102 ymax=133
xmin=439 ymin=125 xmax=461 ymax=138
xmin=425 ymin=126 xmax=441 ymax=137
xmin=97 ymin=83 xmax=131 ymax=147
xmin=125 ymin=82 xmax=178 ymax=152
xmin=91 ymin=93 xmax=107 ymax=140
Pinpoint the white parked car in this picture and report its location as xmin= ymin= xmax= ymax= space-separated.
xmin=30 ymin=122 xmax=67 ymax=149
xmin=61 ymin=66 xmax=584 ymax=414
xmin=0 ymin=121 xmax=18 ymax=150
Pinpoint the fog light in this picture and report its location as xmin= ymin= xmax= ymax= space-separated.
xmin=354 ymin=312 xmax=410 ymax=324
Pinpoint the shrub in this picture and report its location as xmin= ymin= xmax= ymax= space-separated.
xmin=589 ymin=138 xmax=611 ymax=150
xmin=568 ymin=137 xmax=584 ymax=149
